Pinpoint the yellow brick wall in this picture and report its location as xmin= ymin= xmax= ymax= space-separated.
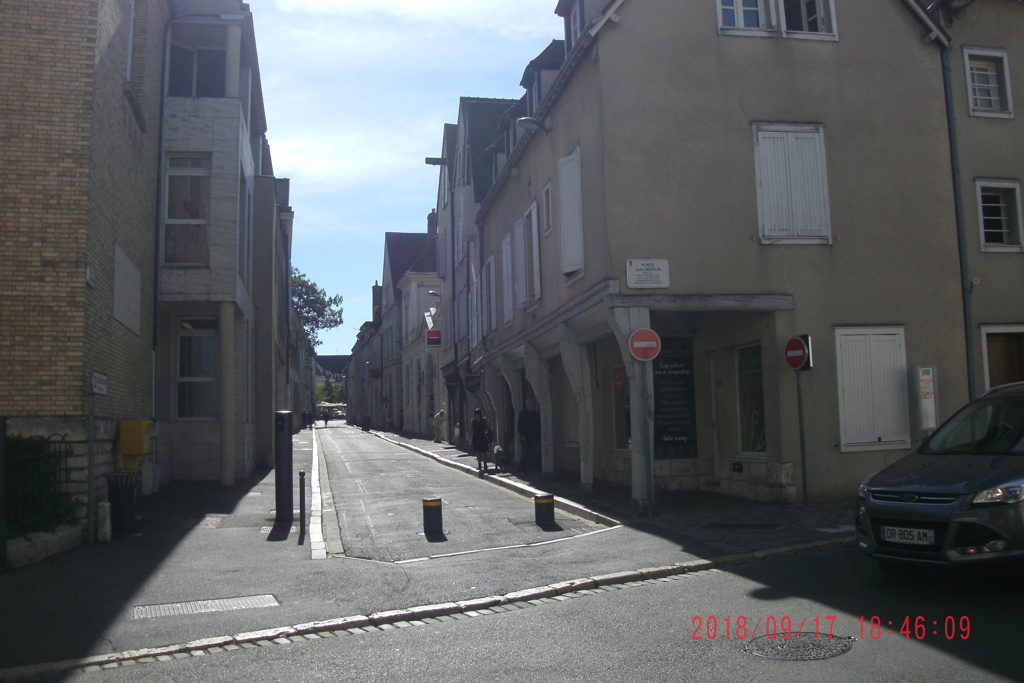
xmin=0 ymin=0 xmax=170 ymax=418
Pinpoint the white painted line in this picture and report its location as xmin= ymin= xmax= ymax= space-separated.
xmin=310 ymin=431 xmax=326 ymax=559
xmin=395 ymin=525 xmax=622 ymax=564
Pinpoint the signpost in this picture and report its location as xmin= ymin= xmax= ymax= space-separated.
xmin=784 ymin=335 xmax=812 ymax=503
xmin=628 ymin=328 xmax=661 ymax=517
xmin=628 ymin=328 xmax=662 ymax=361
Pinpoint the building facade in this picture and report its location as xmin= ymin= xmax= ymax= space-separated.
xmin=421 ymin=0 xmax=1022 ymax=510
xmin=2 ymin=0 xmax=308 ymax=553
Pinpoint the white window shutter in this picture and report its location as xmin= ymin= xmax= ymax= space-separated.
xmin=502 ymin=234 xmax=513 ymax=322
xmin=754 ymin=131 xmax=792 ymax=238
xmin=836 ymin=329 xmax=910 ymax=450
xmin=789 ymin=132 xmax=831 ymax=237
xmin=514 ymin=219 xmax=527 ymax=307
xmin=558 ymin=147 xmax=584 ymax=275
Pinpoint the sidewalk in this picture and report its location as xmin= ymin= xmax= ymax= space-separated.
xmin=372 ymin=426 xmax=856 ymax=558
xmin=0 ymin=421 xmax=855 ymax=679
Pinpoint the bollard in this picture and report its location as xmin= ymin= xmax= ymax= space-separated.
xmin=299 ymin=470 xmax=306 ymax=532
xmin=274 ymin=411 xmax=293 ymax=523
xmin=534 ymin=494 xmax=555 ymax=527
xmin=423 ymin=497 xmax=443 ymax=536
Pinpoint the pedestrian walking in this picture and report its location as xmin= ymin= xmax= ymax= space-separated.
xmin=517 ymin=398 xmax=541 ymax=474
xmin=432 ymin=407 xmax=446 ymax=442
xmin=470 ymin=408 xmax=493 ymax=474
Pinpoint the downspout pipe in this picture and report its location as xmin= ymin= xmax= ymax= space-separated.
xmin=941 ymin=43 xmax=978 ymax=399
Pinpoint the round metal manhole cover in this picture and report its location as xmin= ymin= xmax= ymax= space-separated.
xmin=743 ymin=633 xmax=855 ymax=660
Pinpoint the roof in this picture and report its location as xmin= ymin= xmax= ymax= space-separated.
xmin=384 ymin=232 xmax=435 ymax=296
xmin=460 ymin=97 xmax=517 ymax=204
xmin=317 ymin=355 xmax=350 ymax=375
xmin=521 ymin=40 xmax=566 ymax=88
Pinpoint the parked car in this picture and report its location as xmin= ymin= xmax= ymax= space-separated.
xmin=856 ymin=382 xmax=1024 ymax=574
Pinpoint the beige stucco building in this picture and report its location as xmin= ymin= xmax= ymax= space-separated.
xmin=426 ymin=0 xmax=1023 ymax=510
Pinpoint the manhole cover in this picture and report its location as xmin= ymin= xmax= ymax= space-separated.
xmin=743 ymin=633 xmax=855 ymax=660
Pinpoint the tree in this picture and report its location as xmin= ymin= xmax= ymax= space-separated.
xmin=291 ymin=267 xmax=344 ymax=348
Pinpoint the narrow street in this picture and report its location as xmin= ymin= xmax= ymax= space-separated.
xmin=60 ymin=546 xmax=1022 ymax=682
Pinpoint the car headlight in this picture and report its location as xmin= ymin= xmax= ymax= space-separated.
xmin=973 ymin=485 xmax=1024 ymax=505
xmin=858 ymin=483 xmax=869 ymax=498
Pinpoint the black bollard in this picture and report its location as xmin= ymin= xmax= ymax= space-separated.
xmin=534 ymin=494 xmax=555 ymax=527
xmin=274 ymin=411 xmax=293 ymax=523
xmin=423 ymin=497 xmax=443 ymax=536
xmin=299 ymin=470 xmax=306 ymax=532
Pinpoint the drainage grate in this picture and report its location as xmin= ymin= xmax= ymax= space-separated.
xmin=132 ymin=594 xmax=279 ymax=620
xmin=743 ymin=633 xmax=855 ymax=660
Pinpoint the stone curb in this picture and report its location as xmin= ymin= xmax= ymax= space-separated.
xmin=0 ymin=537 xmax=854 ymax=680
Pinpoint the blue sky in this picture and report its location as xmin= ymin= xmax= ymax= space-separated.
xmin=252 ymin=1 xmax=565 ymax=356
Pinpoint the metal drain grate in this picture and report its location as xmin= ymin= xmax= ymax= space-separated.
xmin=132 ymin=594 xmax=279 ymax=620
xmin=743 ymin=633 xmax=855 ymax=660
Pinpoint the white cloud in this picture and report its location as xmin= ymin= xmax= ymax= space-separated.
xmin=270 ymin=0 xmax=563 ymax=40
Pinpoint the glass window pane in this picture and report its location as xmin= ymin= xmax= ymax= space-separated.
xmin=164 ymin=224 xmax=209 ymax=264
xmin=178 ymin=381 xmax=219 ymax=419
xmin=167 ymin=175 xmax=210 ymax=220
xmin=179 ymin=335 xmax=217 ymax=378
xmin=738 ymin=345 xmax=766 ymax=453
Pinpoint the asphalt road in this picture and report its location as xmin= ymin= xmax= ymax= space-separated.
xmin=60 ymin=547 xmax=1023 ymax=682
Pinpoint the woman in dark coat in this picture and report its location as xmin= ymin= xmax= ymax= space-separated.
xmin=470 ymin=408 xmax=493 ymax=473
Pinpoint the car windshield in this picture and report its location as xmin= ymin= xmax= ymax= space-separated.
xmin=921 ymin=395 xmax=1024 ymax=456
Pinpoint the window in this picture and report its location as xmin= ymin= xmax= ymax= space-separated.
xmin=976 ymin=181 xmax=1023 ymax=251
xmin=164 ymin=156 xmax=212 ymax=265
xmin=835 ymin=328 xmax=910 ymax=452
xmin=502 ymin=233 xmax=514 ymax=323
xmin=781 ymin=0 xmax=835 ymax=36
xmin=558 ymin=147 xmax=584 ymax=276
xmin=542 ymin=183 xmax=553 ymax=235
xmin=168 ymin=45 xmax=227 ymax=98
xmin=177 ymin=319 xmax=218 ymax=419
xmin=752 ymin=124 xmax=831 ymax=243
xmin=720 ymin=0 xmax=768 ymax=30
xmin=524 ymin=202 xmax=541 ymax=304
xmin=965 ymin=49 xmax=1013 ymax=118
xmin=737 ymin=345 xmax=766 ymax=455
xmin=718 ymin=0 xmax=836 ymax=38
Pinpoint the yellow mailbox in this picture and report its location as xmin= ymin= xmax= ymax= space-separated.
xmin=119 ymin=421 xmax=153 ymax=472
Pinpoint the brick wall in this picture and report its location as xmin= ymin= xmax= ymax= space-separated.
xmin=0 ymin=0 xmax=170 ymax=419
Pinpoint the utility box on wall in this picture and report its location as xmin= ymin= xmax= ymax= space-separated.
xmin=119 ymin=420 xmax=153 ymax=473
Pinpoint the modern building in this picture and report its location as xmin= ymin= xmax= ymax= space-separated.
xmin=1 ymin=0 xmax=308 ymax=554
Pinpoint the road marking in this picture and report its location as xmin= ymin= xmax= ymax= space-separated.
xmin=395 ymin=525 xmax=621 ymax=563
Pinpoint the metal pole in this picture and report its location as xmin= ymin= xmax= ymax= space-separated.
xmin=644 ymin=362 xmax=655 ymax=517
xmin=88 ymin=392 xmax=96 ymax=543
xmin=1 ymin=416 xmax=7 ymax=568
xmin=797 ymin=370 xmax=809 ymax=504
xmin=274 ymin=411 xmax=293 ymax=523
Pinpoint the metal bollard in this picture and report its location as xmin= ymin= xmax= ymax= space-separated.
xmin=534 ymin=494 xmax=555 ymax=527
xmin=423 ymin=497 xmax=443 ymax=536
xmin=274 ymin=411 xmax=293 ymax=523
xmin=299 ymin=470 xmax=306 ymax=532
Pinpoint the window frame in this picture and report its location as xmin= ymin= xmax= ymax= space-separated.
xmin=976 ymin=179 xmax=1023 ymax=252
xmin=176 ymin=318 xmax=218 ymax=420
xmin=964 ymin=48 xmax=1014 ymax=119
xmin=779 ymin=0 xmax=837 ymax=40
xmin=718 ymin=0 xmax=775 ymax=37
xmin=163 ymin=155 xmax=213 ymax=267
xmin=752 ymin=123 xmax=832 ymax=244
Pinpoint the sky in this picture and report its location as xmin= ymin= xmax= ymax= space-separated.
xmin=250 ymin=0 xmax=566 ymax=356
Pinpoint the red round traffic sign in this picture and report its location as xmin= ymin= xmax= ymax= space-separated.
xmin=784 ymin=336 xmax=810 ymax=371
xmin=629 ymin=328 xmax=662 ymax=361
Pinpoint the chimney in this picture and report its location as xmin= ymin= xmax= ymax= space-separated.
xmin=427 ymin=209 xmax=438 ymax=236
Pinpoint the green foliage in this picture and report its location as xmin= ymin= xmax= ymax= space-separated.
xmin=291 ymin=267 xmax=344 ymax=349
xmin=4 ymin=435 xmax=80 ymax=537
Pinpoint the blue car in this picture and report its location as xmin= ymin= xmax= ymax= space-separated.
xmin=856 ymin=382 xmax=1024 ymax=574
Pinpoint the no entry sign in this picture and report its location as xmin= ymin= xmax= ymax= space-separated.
xmin=629 ymin=328 xmax=662 ymax=361
xmin=784 ymin=335 xmax=813 ymax=371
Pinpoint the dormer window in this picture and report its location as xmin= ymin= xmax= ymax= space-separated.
xmin=718 ymin=0 xmax=837 ymax=39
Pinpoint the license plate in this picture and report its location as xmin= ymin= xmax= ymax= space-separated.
xmin=881 ymin=525 xmax=935 ymax=545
